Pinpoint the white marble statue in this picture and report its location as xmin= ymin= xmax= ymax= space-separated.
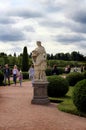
xmin=32 ymin=41 xmax=47 ymax=82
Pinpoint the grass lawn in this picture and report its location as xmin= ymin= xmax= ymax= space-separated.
xmin=50 ymin=87 xmax=86 ymax=117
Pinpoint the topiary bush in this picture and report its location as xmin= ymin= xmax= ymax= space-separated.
xmin=45 ymin=67 xmax=64 ymax=76
xmin=82 ymin=71 xmax=86 ymax=79
xmin=22 ymin=72 xmax=29 ymax=79
xmin=72 ymin=79 xmax=86 ymax=113
xmin=47 ymin=75 xmax=69 ymax=97
xmin=45 ymin=68 xmax=52 ymax=76
xmin=58 ymin=67 xmax=65 ymax=75
xmin=0 ymin=70 xmax=4 ymax=85
xmin=66 ymin=72 xmax=84 ymax=86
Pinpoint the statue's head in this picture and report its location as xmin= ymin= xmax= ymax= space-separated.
xmin=36 ymin=41 xmax=41 ymax=46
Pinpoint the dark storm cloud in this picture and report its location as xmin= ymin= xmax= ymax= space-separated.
xmin=55 ymin=34 xmax=86 ymax=44
xmin=0 ymin=33 xmax=24 ymax=42
xmin=64 ymin=1 xmax=86 ymax=33
xmin=57 ymin=20 xmax=86 ymax=34
xmin=0 ymin=25 xmax=25 ymax=42
xmin=39 ymin=19 xmax=86 ymax=35
xmin=0 ymin=0 xmax=86 ymax=56
xmin=70 ymin=23 xmax=86 ymax=33
xmin=39 ymin=19 xmax=63 ymax=28
xmin=70 ymin=10 xmax=86 ymax=24
xmin=6 ymin=8 xmax=43 ymax=18
xmin=0 ymin=17 xmax=16 ymax=24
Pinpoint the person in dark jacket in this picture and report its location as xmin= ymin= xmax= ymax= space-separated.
xmin=52 ymin=65 xmax=58 ymax=75
xmin=4 ymin=64 xmax=10 ymax=86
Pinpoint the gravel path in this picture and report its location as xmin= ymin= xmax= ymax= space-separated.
xmin=0 ymin=81 xmax=86 ymax=130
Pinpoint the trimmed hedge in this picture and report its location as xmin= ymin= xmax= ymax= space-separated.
xmin=45 ymin=68 xmax=52 ymax=76
xmin=0 ymin=70 xmax=4 ymax=85
xmin=66 ymin=72 xmax=84 ymax=86
xmin=47 ymin=75 xmax=69 ymax=97
xmin=58 ymin=67 xmax=65 ymax=75
xmin=22 ymin=72 xmax=29 ymax=79
xmin=82 ymin=71 xmax=86 ymax=79
xmin=72 ymin=79 xmax=86 ymax=113
xmin=45 ymin=67 xmax=64 ymax=76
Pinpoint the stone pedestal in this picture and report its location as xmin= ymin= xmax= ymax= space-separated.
xmin=31 ymin=81 xmax=50 ymax=105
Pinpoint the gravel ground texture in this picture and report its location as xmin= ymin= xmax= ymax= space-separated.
xmin=0 ymin=81 xmax=86 ymax=130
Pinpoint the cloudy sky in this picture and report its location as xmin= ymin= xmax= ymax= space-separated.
xmin=0 ymin=0 xmax=86 ymax=56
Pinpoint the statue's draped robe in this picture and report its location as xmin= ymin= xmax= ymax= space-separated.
xmin=32 ymin=45 xmax=47 ymax=81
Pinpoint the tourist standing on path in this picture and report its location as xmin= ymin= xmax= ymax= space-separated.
xmin=18 ymin=70 xmax=23 ymax=87
xmin=12 ymin=65 xmax=18 ymax=86
xmin=3 ymin=64 xmax=10 ymax=86
xmin=28 ymin=64 xmax=34 ymax=85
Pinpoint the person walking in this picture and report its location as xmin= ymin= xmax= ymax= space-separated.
xmin=3 ymin=64 xmax=10 ymax=86
xmin=52 ymin=64 xmax=58 ymax=75
xmin=12 ymin=65 xmax=18 ymax=86
xmin=18 ymin=70 xmax=23 ymax=87
xmin=28 ymin=64 xmax=34 ymax=85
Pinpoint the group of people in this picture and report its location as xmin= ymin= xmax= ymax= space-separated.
xmin=73 ymin=65 xmax=86 ymax=72
xmin=2 ymin=63 xmax=35 ymax=87
xmin=3 ymin=64 xmax=23 ymax=87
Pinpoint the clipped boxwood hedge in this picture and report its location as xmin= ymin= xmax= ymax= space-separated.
xmin=45 ymin=68 xmax=52 ymax=76
xmin=22 ymin=72 xmax=29 ymax=79
xmin=72 ymin=79 xmax=86 ymax=113
xmin=66 ymin=72 xmax=84 ymax=86
xmin=45 ymin=67 xmax=64 ymax=76
xmin=58 ymin=67 xmax=65 ymax=75
xmin=47 ymin=75 xmax=69 ymax=97
xmin=82 ymin=71 xmax=86 ymax=79
xmin=0 ymin=70 xmax=4 ymax=85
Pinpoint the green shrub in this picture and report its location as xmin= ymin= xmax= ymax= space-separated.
xmin=47 ymin=75 xmax=69 ymax=97
xmin=82 ymin=71 xmax=86 ymax=79
xmin=22 ymin=72 xmax=29 ymax=79
xmin=66 ymin=72 xmax=84 ymax=86
xmin=72 ymin=79 xmax=86 ymax=113
xmin=0 ymin=70 xmax=4 ymax=85
xmin=45 ymin=68 xmax=52 ymax=76
xmin=46 ymin=67 xmax=64 ymax=76
xmin=58 ymin=67 xmax=65 ymax=74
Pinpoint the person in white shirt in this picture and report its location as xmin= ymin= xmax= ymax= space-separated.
xmin=12 ymin=65 xmax=18 ymax=86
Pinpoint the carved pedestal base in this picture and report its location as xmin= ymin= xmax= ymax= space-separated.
xmin=31 ymin=81 xmax=50 ymax=105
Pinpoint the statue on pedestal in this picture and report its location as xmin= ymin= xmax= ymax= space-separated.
xmin=32 ymin=41 xmax=47 ymax=82
xmin=31 ymin=41 xmax=49 ymax=105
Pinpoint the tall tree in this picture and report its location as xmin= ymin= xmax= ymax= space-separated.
xmin=22 ymin=46 xmax=29 ymax=71
xmin=14 ymin=52 xmax=16 ymax=57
